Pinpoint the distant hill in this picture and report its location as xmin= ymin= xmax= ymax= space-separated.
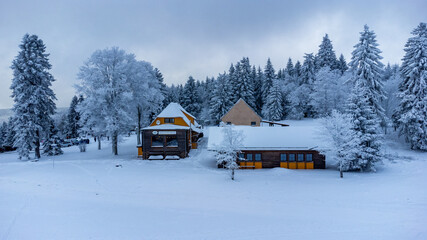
xmin=0 ymin=107 xmax=68 ymax=123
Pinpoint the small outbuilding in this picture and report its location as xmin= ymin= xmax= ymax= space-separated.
xmin=207 ymin=125 xmax=325 ymax=169
xmin=138 ymin=103 xmax=202 ymax=159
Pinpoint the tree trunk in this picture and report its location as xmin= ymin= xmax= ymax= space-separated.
xmin=231 ymin=169 xmax=235 ymax=180
xmin=137 ymin=107 xmax=141 ymax=146
xmin=35 ymin=130 xmax=41 ymax=159
xmin=97 ymin=136 xmax=101 ymax=150
xmin=340 ymin=169 xmax=343 ymax=178
xmin=112 ymin=133 xmax=118 ymax=155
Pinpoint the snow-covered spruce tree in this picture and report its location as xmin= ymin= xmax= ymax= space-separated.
xmin=310 ymin=66 xmax=344 ymax=116
xmin=261 ymin=58 xmax=276 ymax=107
xmin=262 ymin=80 xmax=283 ymax=121
xmin=322 ymin=110 xmax=359 ymax=177
xmin=209 ymin=73 xmax=234 ymax=125
xmin=10 ymin=34 xmax=57 ymax=160
xmin=338 ymin=54 xmax=348 ymax=74
xmin=4 ymin=117 xmax=16 ymax=148
xmin=214 ymin=125 xmax=244 ymax=180
xmin=254 ymin=66 xmax=264 ymax=114
xmin=234 ymin=57 xmax=256 ymax=108
xmin=182 ymin=76 xmax=201 ymax=117
xmin=285 ymin=58 xmax=295 ymax=77
xmin=43 ymin=121 xmax=63 ymax=156
xmin=288 ymin=53 xmax=316 ymax=119
xmin=154 ymin=67 xmax=168 ymax=108
xmin=394 ymin=22 xmax=427 ymax=150
xmin=315 ymin=34 xmax=339 ymax=71
xmin=382 ymin=64 xmax=401 ymax=133
xmin=128 ymin=61 xmax=164 ymax=145
xmin=77 ymin=47 xmax=135 ymax=155
xmin=66 ymin=95 xmax=80 ymax=139
xmin=349 ymin=25 xmax=386 ymax=121
xmin=0 ymin=121 xmax=7 ymax=148
xmin=347 ymin=80 xmax=383 ymax=171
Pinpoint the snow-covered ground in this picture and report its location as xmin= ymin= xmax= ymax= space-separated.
xmin=1 ymin=121 xmax=426 ymax=240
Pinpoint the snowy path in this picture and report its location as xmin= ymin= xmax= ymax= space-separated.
xmin=0 ymin=132 xmax=426 ymax=240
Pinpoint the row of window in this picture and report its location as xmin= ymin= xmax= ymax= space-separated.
xmin=239 ymin=153 xmax=313 ymax=162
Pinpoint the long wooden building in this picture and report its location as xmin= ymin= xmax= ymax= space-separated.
xmin=207 ymin=125 xmax=325 ymax=169
xmin=138 ymin=103 xmax=203 ymax=160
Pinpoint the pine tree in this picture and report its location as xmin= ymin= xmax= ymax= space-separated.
xmin=349 ymin=25 xmax=386 ymax=121
xmin=337 ymin=54 xmax=348 ymax=74
xmin=394 ymin=22 xmax=427 ymax=150
xmin=316 ymin=34 xmax=339 ymax=70
xmin=209 ymin=73 xmax=234 ymax=125
xmin=43 ymin=121 xmax=63 ymax=156
xmin=0 ymin=122 xmax=7 ymax=148
xmin=234 ymin=57 xmax=256 ymax=108
xmin=347 ymin=80 xmax=383 ymax=171
xmin=262 ymin=58 xmax=276 ymax=107
xmin=294 ymin=61 xmax=302 ymax=78
xmin=262 ymin=80 xmax=283 ymax=121
xmin=182 ymin=76 xmax=201 ymax=117
xmin=4 ymin=117 xmax=16 ymax=148
xmin=67 ymin=96 xmax=80 ymax=139
xmin=10 ymin=34 xmax=57 ymax=160
xmin=285 ymin=58 xmax=294 ymax=77
xmin=154 ymin=68 xmax=168 ymax=108
xmin=311 ymin=67 xmax=344 ymax=116
xmin=254 ymin=66 xmax=264 ymax=114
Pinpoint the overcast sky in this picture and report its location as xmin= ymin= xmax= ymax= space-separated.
xmin=0 ymin=0 xmax=425 ymax=109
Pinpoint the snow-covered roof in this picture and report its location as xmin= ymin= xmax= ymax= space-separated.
xmin=207 ymin=125 xmax=324 ymax=151
xmin=143 ymin=124 xmax=190 ymax=130
xmin=158 ymin=102 xmax=195 ymax=120
xmin=143 ymin=123 xmax=203 ymax=133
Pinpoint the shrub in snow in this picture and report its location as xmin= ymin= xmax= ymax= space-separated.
xmin=213 ymin=125 xmax=244 ymax=180
xmin=43 ymin=123 xmax=63 ymax=156
xmin=322 ymin=110 xmax=358 ymax=177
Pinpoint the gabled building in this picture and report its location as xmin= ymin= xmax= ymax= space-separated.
xmin=221 ymin=98 xmax=262 ymax=126
xmin=138 ymin=103 xmax=202 ymax=159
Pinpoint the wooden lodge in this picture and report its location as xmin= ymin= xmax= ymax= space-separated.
xmin=138 ymin=103 xmax=203 ymax=160
xmin=207 ymin=126 xmax=325 ymax=169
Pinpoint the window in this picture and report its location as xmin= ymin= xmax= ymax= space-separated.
xmin=227 ymin=122 xmax=231 ymax=125
xmin=239 ymin=153 xmax=245 ymax=160
xmin=165 ymin=136 xmax=178 ymax=147
xmin=297 ymin=154 xmax=304 ymax=162
xmin=306 ymin=154 xmax=313 ymax=162
xmin=251 ymin=121 xmax=256 ymax=126
xmin=255 ymin=154 xmax=261 ymax=161
xmin=164 ymin=118 xmax=175 ymax=123
xmin=246 ymin=154 xmax=253 ymax=161
xmin=280 ymin=154 xmax=287 ymax=161
xmin=151 ymin=135 xmax=163 ymax=147
xmin=289 ymin=154 xmax=295 ymax=162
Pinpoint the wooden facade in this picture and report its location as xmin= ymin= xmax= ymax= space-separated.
xmin=141 ymin=129 xmax=190 ymax=159
xmin=237 ymin=150 xmax=325 ymax=169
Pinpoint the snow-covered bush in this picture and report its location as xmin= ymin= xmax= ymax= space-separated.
xmin=213 ymin=125 xmax=244 ymax=180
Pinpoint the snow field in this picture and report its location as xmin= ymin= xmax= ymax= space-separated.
xmin=0 ymin=133 xmax=426 ymax=240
